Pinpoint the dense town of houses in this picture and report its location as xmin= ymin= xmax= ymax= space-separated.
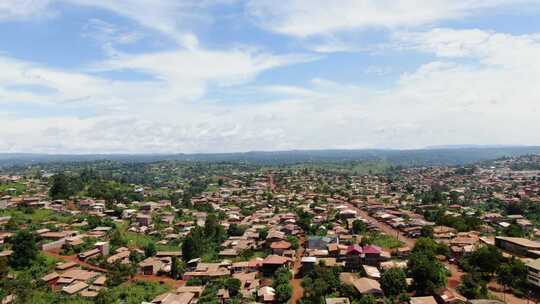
xmin=0 ymin=155 xmax=539 ymax=303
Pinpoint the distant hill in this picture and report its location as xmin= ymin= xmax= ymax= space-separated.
xmin=1 ymin=146 xmax=540 ymax=168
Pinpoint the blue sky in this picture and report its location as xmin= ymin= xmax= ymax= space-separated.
xmin=1 ymin=0 xmax=540 ymax=153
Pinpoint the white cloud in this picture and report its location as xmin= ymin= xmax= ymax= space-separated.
xmin=395 ymin=28 xmax=540 ymax=69
xmin=0 ymin=0 xmax=53 ymax=21
xmin=246 ymin=0 xmax=540 ymax=37
xmin=34 ymin=29 xmax=534 ymax=151
xmin=82 ymin=18 xmax=143 ymax=45
xmin=1 ymin=1 xmax=540 ymax=153
xmin=0 ymin=0 xmax=232 ymax=47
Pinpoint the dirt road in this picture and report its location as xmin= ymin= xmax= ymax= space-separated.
xmin=347 ymin=203 xmax=464 ymax=293
xmin=43 ymin=250 xmax=108 ymax=273
xmin=290 ymin=237 xmax=305 ymax=304
xmin=44 ymin=250 xmax=185 ymax=288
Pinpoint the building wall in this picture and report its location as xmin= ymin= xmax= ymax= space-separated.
xmin=495 ymin=239 xmax=529 ymax=256
xmin=528 ymin=266 xmax=540 ymax=288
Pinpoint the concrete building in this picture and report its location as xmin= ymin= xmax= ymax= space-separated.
xmin=527 ymin=258 xmax=540 ymax=288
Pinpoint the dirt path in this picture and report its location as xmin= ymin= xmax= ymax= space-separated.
xmin=290 ymin=237 xmax=305 ymax=304
xmin=43 ymin=250 xmax=108 ymax=273
xmin=268 ymin=173 xmax=276 ymax=191
xmin=348 ymin=204 xmax=415 ymax=248
xmin=44 ymin=250 xmax=185 ymax=288
xmin=130 ymin=274 xmax=185 ymax=288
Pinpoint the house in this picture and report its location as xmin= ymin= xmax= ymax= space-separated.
xmin=270 ymin=241 xmax=291 ymax=255
xmin=363 ymin=245 xmax=382 ymax=266
xmin=261 ymin=255 xmax=292 ymax=276
xmin=233 ymin=272 xmax=259 ymax=298
xmin=326 ymin=298 xmax=351 ymax=304
xmin=41 ymin=272 xmax=60 ymax=285
xmin=62 ymin=281 xmax=89 ymax=295
xmin=182 ymin=263 xmax=230 ymax=280
xmin=136 ymin=213 xmax=152 ymax=226
xmin=301 ymin=256 xmax=317 ymax=273
xmin=258 ymin=286 xmax=276 ymax=302
xmin=410 ymin=296 xmax=438 ymax=304
xmin=175 ymin=286 xmax=205 ymax=298
xmin=345 ymin=245 xmax=363 ymax=270
xmin=495 ymin=236 xmax=540 ymax=257
xmin=107 ymin=250 xmax=130 ymax=264
xmin=139 ymin=258 xmax=163 ymax=275
xmin=78 ymin=248 xmax=100 ymax=261
xmin=307 ymin=236 xmax=338 ymax=250
xmin=362 ymin=265 xmax=381 ymax=279
xmin=339 ymin=273 xmax=383 ymax=296
xmin=95 ymin=241 xmax=110 ymax=256
xmin=435 ymin=288 xmax=467 ymax=304
xmin=151 ymin=292 xmax=195 ymax=304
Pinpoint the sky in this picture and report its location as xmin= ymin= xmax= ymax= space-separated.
xmin=1 ymin=0 xmax=540 ymax=154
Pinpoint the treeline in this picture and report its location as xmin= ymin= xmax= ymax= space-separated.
xmin=422 ymin=208 xmax=482 ymax=232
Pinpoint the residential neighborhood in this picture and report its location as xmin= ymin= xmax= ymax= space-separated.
xmin=0 ymin=154 xmax=539 ymax=303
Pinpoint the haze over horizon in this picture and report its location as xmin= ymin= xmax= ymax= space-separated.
xmin=1 ymin=1 xmax=540 ymax=154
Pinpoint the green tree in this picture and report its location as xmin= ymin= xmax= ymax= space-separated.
xmin=144 ymin=242 xmax=157 ymax=258
xmin=352 ymin=219 xmax=368 ymax=234
xmin=465 ymin=245 xmax=503 ymax=276
xmin=109 ymin=228 xmax=126 ymax=248
xmin=287 ymin=235 xmax=300 ymax=250
xmin=258 ymin=227 xmax=269 ymax=241
xmin=108 ymin=261 xmax=136 ymax=287
xmin=496 ymin=258 xmax=528 ymax=295
xmin=408 ymin=252 xmax=447 ymax=295
xmin=227 ymin=224 xmax=246 ymax=237
xmin=9 ymin=230 xmax=38 ymax=269
xmin=356 ymin=294 xmax=376 ymax=304
xmin=182 ymin=233 xmax=201 ymax=261
xmin=412 ymin=237 xmax=438 ymax=257
xmin=0 ymin=257 xmax=9 ymax=278
xmin=171 ymin=256 xmax=185 ymax=279
xmin=459 ymin=273 xmax=487 ymax=299
xmin=182 ymin=192 xmax=192 ymax=208
xmin=380 ymin=268 xmax=407 ymax=298
xmin=49 ymin=173 xmax=80 ymax=199
xmin=275 ymin=283 xmax=292 ymax=303
xmin=225 ymin=277 xmax=241 ymax=297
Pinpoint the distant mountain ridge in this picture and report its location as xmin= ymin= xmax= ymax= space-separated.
xmin=1 ymin=146 xmax=540 ymax=168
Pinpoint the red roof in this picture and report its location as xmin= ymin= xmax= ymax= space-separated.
xmin=346 ymin=245 xmax=363 ymax=255
xmin=362 ymin=245 xmax=382 ymax=254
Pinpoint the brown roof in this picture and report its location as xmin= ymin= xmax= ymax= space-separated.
xmin=175 ymin=286 xmax=205 ymax=296
xmin=62 ymin=281 xmax=88 ymax=295
xmin=61 ymin=269 xmax=100 ymax=281
xmin=56 ymin=261 xmax=77 ymax=270
xmin=41 ymin=272 xmax=59 ymax=282
xmin=496 ymin=237 xmax=540 ymax=249
xmin=93 ymin=275 xmax=107 ymax=285
xmin=263 ymin=255 xmax=291 ymax=265
xmin=151 ymin=292 xmax=195 ymax=304
xmin=410 ymin=296 xmax=438 ymax=304
xmin=270 ymin=241 xmax=291 ymax=250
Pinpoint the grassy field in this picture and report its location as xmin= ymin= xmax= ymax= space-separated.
xmin=0 ymin=182 xmax=27 ymax=196
xmin=123 ymin=231 xmax=180 ymax=252
xmin=0 ymin=208 xmax=72 ymax=224
xmin=364 ymin=232 xmax=402 ymax=249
